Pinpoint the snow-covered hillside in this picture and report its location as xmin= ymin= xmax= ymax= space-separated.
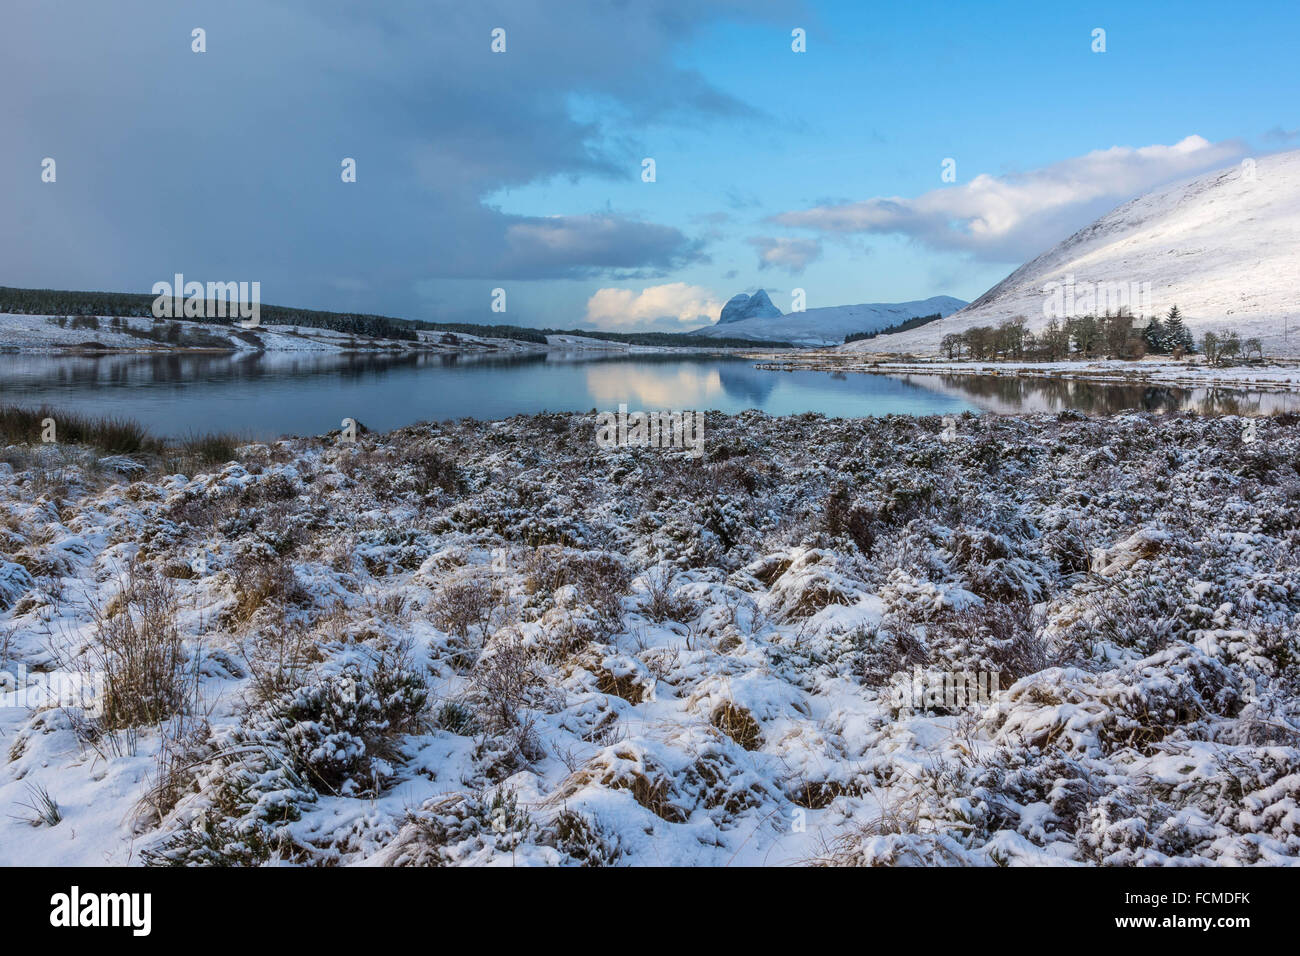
xmin=0 ymin=313 xmax=541 ymax=355
xmin=691 ymin=295 xmax=967 ymax=346
xmin=849 ymin=150 xmax=1300 ymax=356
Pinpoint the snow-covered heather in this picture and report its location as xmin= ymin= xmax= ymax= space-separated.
xmin=2 ymin=410 xmax=1299 ymax=866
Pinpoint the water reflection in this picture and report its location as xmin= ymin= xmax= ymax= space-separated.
xmin=910 ymin=373 xmax=1300 ymax=416
xmin=585 ymin=364 xmax=726 ymax=408
xmin=0 ymin=352 xmax=1295 ymax=440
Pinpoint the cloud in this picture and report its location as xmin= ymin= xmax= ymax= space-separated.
xmin=1263 ymin=126 xmax=1300 ymax=143
xmin=723 ymin=187 xmax=762 ymax=210
xmin=748 ymin=236 xmax=821 ymax=273
xmin=772 ymin=136 xmax=1248 ymax=262
xmin=497 ymin=215 xmax=704 ymax=279
xmin=0 ymin=0 xmax=775 ymax=317
xmin=693 ymin=211 xmax=733 ymax=225
xmin=585 ymin=282 xmax=723 ymax=329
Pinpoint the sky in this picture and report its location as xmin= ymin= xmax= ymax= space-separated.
xmin=3 ymin=0 xmax=1298 ymax=331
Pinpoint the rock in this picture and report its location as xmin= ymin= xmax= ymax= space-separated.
xmin=717 ymin=289 xmax=782 ymax=325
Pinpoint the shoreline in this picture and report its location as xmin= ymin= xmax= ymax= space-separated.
xmin=0 ymin=313 xmax=784 ymax=358
xmin=748 ymin=353 xmax=1300 ymax=392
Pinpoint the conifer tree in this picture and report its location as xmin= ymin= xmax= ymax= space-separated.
xmin=1142 ymin=314 xmax=1167 ymax=353
xmin=1163 ymin=305 xmax=1193 ymax=353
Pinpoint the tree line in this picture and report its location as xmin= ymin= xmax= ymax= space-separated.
xmin=0 ymin=286 xmax=791 ymax=349
xmin=939 ymin=306 xmax=1264 ymax=365
xmin=0 ymin=285 xmax=426 ymax=342
xmin=844 ymin=313 xmax=942 ymax=344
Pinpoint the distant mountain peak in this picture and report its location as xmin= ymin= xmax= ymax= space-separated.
xmin=718 ymin=289 xmax=782 ymax=324
xmin=691 ymin=294 xmax=968 ymax=346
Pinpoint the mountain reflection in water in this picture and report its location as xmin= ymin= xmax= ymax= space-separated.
xmin=0 ymin=352 xmax=1295 ymax=439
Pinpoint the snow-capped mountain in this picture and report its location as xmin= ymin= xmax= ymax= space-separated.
xmin=847 ymin=149 xmax=1300 ymax=355
xmin=718 ymin=289 xmax=782 ymax=324
xmin=692 ymin=295 xmax=967 ymax=346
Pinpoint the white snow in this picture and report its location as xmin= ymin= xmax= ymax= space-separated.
xmin=0 ymin=313 xmax=543 ymax=355
xmin=847 ymin=149 xmax=1300 ymax=356
xmin=1 ymin=411 xmax=1297 ymax=867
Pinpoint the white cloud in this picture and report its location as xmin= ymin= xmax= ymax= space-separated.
xmin=749 ymin=236 xmax=822 ymax=273
xmin=773 ymin=136 xmax=1249 ymax=261
xmin=585 ymin=282 xmax=724 ymax=329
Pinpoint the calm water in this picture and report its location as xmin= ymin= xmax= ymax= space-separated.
xmin=0 ymin=352 xmax=1296 ymax=440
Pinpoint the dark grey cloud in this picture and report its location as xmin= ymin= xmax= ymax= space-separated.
xmin=0 ymin=0 xmax=788 ymax=318
xmin=490 ymin=214 xmax=707 ymax=279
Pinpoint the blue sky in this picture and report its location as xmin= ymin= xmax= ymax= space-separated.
xmin=3 ymin=0 xmax=1297 ymax=330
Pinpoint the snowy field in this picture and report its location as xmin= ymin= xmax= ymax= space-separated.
xmin=1 ymin=410 xmax=1299 ymax=866
xmin=0 ymin=314 xmax=724 ymax=356
xmin=0 ymin=313 xmax=544 ymax=355
xmin=757 ymin=356 xmax=1300 ymax=394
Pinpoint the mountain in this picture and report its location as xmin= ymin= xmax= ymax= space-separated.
xmin=718 ymin=289 xmax=782 ymax=324
xmin=845 ymin=149 xmax=1300 ymax=355
xmin=692 ymin=295 xmax=967 ymax=346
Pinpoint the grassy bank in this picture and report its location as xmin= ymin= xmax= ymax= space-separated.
xmin=0 ymin=404 xmax=242 ymax=472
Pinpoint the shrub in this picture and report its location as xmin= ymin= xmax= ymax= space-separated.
xmin=639 ymin=566 xmax=699 ymax=623
xmin=252 ymin=655 xmax=428 ymax=796
xmin=525 ymin=548 xmax=632 ymax=632
xmin=174 ymin=433 xmax=242 ymax=471
xmin=431 ymin=578 xmax=499 ymax=639
xmin=228 ymin=546 xmax=307 ymax=626
xmin=824 ymin=486 xmax=875 ymax=554
xmin=710 ymin=701 xmax=763 ymax=750
xmin=84 ymin=562 xmax=193 ymax=730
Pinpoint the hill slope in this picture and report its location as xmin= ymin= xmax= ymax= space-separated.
xmin=847 ymin=150 xmax=1300 ymax=355
xmin=692 ymin=295 xmax=967 ymax=346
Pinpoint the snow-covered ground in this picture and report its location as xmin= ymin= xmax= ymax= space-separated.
xmin=0 ymin=313 xmax=545 ymax=355
xmin=0 ymin=314 xmax=749 ymax=357
xmin=2 ymin=410 xmax=1298 ymax=866
xmin=542 ymin=334 xmax=682 ymax=353
xmin=850 ymin=149 xmax=1300 ymax=357
xmin=755 ymin=356 xmax=1300 ymax=393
